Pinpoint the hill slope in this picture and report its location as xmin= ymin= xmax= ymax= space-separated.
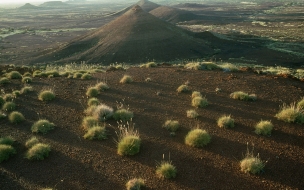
xmin=32 ymin=5 xmax=214 ymax=64
xmin=18 ymin=3 xmax=39 ymax=10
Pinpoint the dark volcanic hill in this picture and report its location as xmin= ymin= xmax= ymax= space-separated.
xmin=31 ymin=5 xmax=214 ymax=64
xmin=18 ymin=3 xmax=39 ymax=10
xmin=39 ymin=1 xmax=68 ymax=7
xmin=150 ymin=6 xmax=202 ymax=24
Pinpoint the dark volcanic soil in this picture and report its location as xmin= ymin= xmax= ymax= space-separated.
xmin=0 ymin=66 xmax=304 ymax=189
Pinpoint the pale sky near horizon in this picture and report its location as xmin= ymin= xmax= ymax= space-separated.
xmin=0 ymin=0 xmax=68 ymax=4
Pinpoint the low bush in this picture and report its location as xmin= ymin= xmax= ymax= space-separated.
xmin=31 ymin=119 xmax=55 ymax=134
xmin=163 ymin=120 xmax=179 ymax=132
xmin=26 ymin=143 xmax=51 ymax=160
xmin=0 ymin=144 xmax=16 ymax=163
xmin=81 ymin=73 xmax=92 ymax=80
xmin=82 ymin=116 xmax=99 ymax=131
xmin=156 ymin=159 xmax=177 ymax=179
xmin=87 ymin=98 xmax=100 ymax=106
xmin=12 ymin=90 xmax=20 ymax=97
xmin=140 ymin=62 xmax=157 ymax=68
xmin=113 ymin=109 xmax=134 ymax=121
xmin=38 ymin=90 xmax=55 ymax=101
xmin=240 ymin=146 xmax=265 ymax=174
xmin=95 ymin=82 xmax=109 ymax=91
xmin=0 ymin=136 xmax=14 ymax=145
xmin=297 ymin=99 xmax=304 ymax=109
xmin=25 ymin=137 xmax=40 ymax=148
xmin=185 ymin=129 xmax=211 ymax=148
xmin=23 ymin=72 xmax=32 ymax=77
xmin=22 ymin=77 xmax=32 ymax=83
xmin=177 ymin=84 xmax=189 ymax=93
xmin=217 ymin=115 xmax=234 ymax=128
xmin=45 ymin=70 xmax=59 ymax=77
xmin=230 ymin=91 xmax=257 ymax=101
xmin=4 ymin=93 xmax=14 ymax=101
xmin=255 ymin=120 xmax=273 ymax=136
xmin=86 ymin=87 xmax=99 ymax=97
xmin=0 ymin=77 xmax=10 ymax=85
xmin=191 ymin=91 xmax=202 ymax=99
xmin=83 ymin=126 xmax=107 ymax=140
xmin=8 ymin=111 xmax=25 ymax=124
xmin=126 ymin=178 xmax=145 ymax=190
xmin=117 ymin=124 xmax=141 ymax=156
xmin=73 ymin=72 xmax=83 ymax=78
xmin=7 ymin=71 xmax=22 ymax=79
xmin=192 ymin=96 xmax=208 ymax=108
xmin=275 ymin=104 xmax=304 ymax=123
xmin=120 ymin=75 xmax=133 ymax=84
xmin=2 ymin=102 xmax=16 ymax=112
xmin=20 ymin=86 xmax=33 ymax=94
xmin=92 ymin=104 xmax=114 ymax=121
xmin=186 ymin=110 xmax=198 ymax=118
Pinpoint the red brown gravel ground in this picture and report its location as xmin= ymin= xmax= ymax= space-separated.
xmin=0 ymin=66 xmax=304 ymax=189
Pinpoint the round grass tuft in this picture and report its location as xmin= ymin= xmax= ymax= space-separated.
xmin=83 ymin=126 xmax=107 ymax=140
xmin=217 ymin=115 xmax=234 ymax=128
xmin=81 ymin=73 xmax=92 ymax=80
xmin=192 ymin=96 xmax=208 ymax=108
xmin=20 ymin=86 xmax=33 ymax=94
xmin=8 ymin=111 xmax=25 ymax=124
xmin=25 ymin=143 xmax=51 ymax=160
xmin=92 ymin=104 xmax=114 ymax=121
xmin=113 ymin=109 xmax=134 ymax=121
xmin=191 ymin=91 xmax=202 ymax=98
xmin=0 ymin=136 xmax=14 ymax=145
xmin=22 ymin=77 xmax=32 ymax=84
xmin=156 ymin=161 xmax=177 ymax=179
xmin=95 ymin=82 xmax=109 ymax=91
xmin=186 ymin=109 xmax=198 ymax=118
xmin=87 ymin=98 xmax=100 ymax=106
xmin=4 ymin=93 xmax=14 ymax=101
xmin=275 ymin=104 xmax=304 ymax=123
xmin=117 ymin=136 xmax=141 ymax=156
xmin=185 ymin=129 xmax=211 ymax=148
xmin=0 ymin=144 xmax=16 ymax=163
xmin=7 ymin=71 xmax=22 ymax=79
xmin=177 ymin=84 xmax=189 ymax=93
xmin=255 ymin=120 xmax=273 ymax=136
xmin=240 ymin=155 xmax=265 ymax=174
xmin=82 ymin=116 xmax=99 ymax=131
xmin=38 ymin=90 xmax=55 ymax=101
xmin=126 ymin=178 xmax=145 ymax=190
xmin=120 ymin=75 xmax=133 ymax=84
xmin=2 ymin=102 xmax=16 ymax=112
xmin=25 ymin=137 xmax=40 ymax=148
xmin=0 ymin=77 xmax=10 ymax=85
xmin=86 ymin=87 xmax=99 ymax=98
xmin=31 ymin=119 xmax=55 ymax=134
xmin=163 ymin=120 xmax=179 ymax=132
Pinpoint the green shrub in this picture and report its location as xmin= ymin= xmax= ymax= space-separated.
xmin=82 ymin=116 xmax=99 ymax=131
xmin=117 ymin=125 xmax=140 ymax=156
xmin=297 ymin=99 xmax=304 ymax=109
xmin=2 ymin=102 xmax=16 ymax=112
xmin=23 ymin=72 xmax=32 ymax=77
xmin=0 ymin=77 xmax=10 ymax=85
xmin=113 ymin=109 xmax=134 ymax=121
xmin=32 ymin=70 xmax=42 ymax=77
xmin=184 ymin=62 xmax=219 ymax=70
xmin=20 ymin=86 xmax=33 ymax=94
xmin=38 ymin=90 xmax=55 ymax=101
xmin=87 ymin=98 xmax=100 ymax=106
xmin=156 ymin=160 xmax=177 ymax=179
xmin=240 ymin=146 xmax=265 ymax=174
xmin=12 ymin=90 xmax=20 ymax=97
xmin=86 ymin=87 xmax=99 ymax=97
xmin=140 ymin=62 xmax=157 ymax=68
xmin=120 ymin=75 xmax=133 ymax=84
xmin=0 ymin=144 xmax=16 ymax=163
xmin=45 ymin=70 xmax=59 ymax=77
xmin=191 ymin=91 xmax=202 ymax=98
xmin=0 ymin=136 xmax=14 ymax=145
xmin=192 ymin=96 xmax=208 ymax=108
xmin=186 ymin=110 xmax=198 ymax=118
xmin=7 ymin=71 xmax=22 ymax=79
xmin=163 ymin=120 xmax=179 ymax=132
xmin=8 ymin=111 xmax=25 ymax=124
xmin=22 ymin=77 xmax=32 ymax=83
xmin=217 ymin=115 xmax=234 ymax=128
xmin=92 ymin=104 xmax=114 ymax=121
xmin=31 ymin=119 xmax=55 ymax=134
xmin=95 ymin=82 xmax=109 ymax=91
xmin=25 ymin=137 xmax=39 ymax=148
xmin=185 ymin=129 xmax=211 ymax=147
xmin=4 ymin=93 xmax=14 ymax=101
xmin=255 ymin=120 xmax=273 ymax=136
xmin=81 ymin=73 xmax=92 ymax=80
xmin=83 ymin=126 xmax=107 ymax=140
xmin=177 ymin=85 xmax=189 ymax=93
xmin=230 ymin=91 xmax=257 ymax=101
xmin=275 ymin=104 xmax=304 ymax=123
xmin=26 ymin=143 xmax=51 ymax=160
xmin=126 ymin=178 xmax=145 ymax=190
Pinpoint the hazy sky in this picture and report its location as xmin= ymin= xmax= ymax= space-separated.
xmin=0 ymin=0 xmax=66 ymax=4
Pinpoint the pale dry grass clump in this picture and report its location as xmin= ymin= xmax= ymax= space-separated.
xmin=38 ymin=90 xmax=55 ymax=101
xmin=82 ymin=116 xmax=99 ymax=131
xmin=120 ymin=75 xmax=133 ymax=84
xmin=255 ymin=120 xmax=273 ymax=136
xmin=86 ymin=87 xmax=99 ymax=97
xmin=8 ymin=111 xmax=25 ymax=124
xmin=185 ymin=128 xmax=211 ymax=148
xmin=0 ymin=144 xmax=16 ymax=163
xmin=83 ymin=126 xmax=108 ymax=140
xmin=156 ymin=154 xmax=177 ymax=179
xmin=31 ymin=119 xmax=55 ymax=134
xmin=240 ymin=144 xmax=265 ymax=174
xmin=126 ymin=178 xmax=145 ymax=190
xmin=91 ymin=104 xmax=114 ymax=121
xmin=113 ymin=109 xmax=134 ymax=121
xmin=25 ymin=137 xmax=40 ymax=148
xmin=275 ymin=103 xmax=304 ymax=123
xmin=230 ymin=91 xmax=257 ymax=101
xmin=186 ymin=110 xmax=198 ymax=118
xmin=217 ymin=115 xmax=234 ymax=128
xmin=192 ymin=96 xmax=208 ymax=108
xmin=25 ymin=143 xmax=51 ymax=160
xmin=177 ymin=84 xmax=189 ymax=93
xmin=191 ymin=91 xmax=202 ymax=99
xmin=116 ymin=122 xmax=141 ymax=156
xmin=95 ymin=82 xmax=109 ymax=91
xmin=87 ymin=98 xmax=100 ymax=106
xmin=163 ymin=120 xmax=179 ymax=132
